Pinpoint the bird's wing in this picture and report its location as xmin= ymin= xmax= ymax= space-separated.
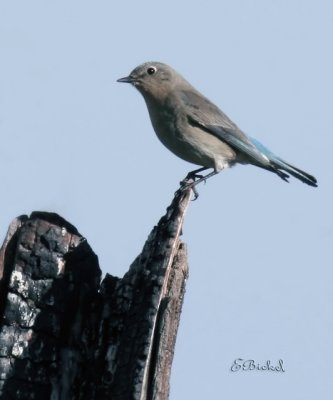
xmin=180 ymin=89 xmax=271 ymax=167
xmin=179 ymin=90 xmax=317 ymax=186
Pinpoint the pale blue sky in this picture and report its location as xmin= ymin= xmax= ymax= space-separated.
xmin=1 ymin=1 xmax=332 ymax=398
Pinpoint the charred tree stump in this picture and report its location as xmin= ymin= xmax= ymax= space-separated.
xmin=0 ymin=186 xmax=192 ymax=400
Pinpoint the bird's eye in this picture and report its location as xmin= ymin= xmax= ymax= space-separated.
xmin=147 ymin=66 xmax=157 ymax=75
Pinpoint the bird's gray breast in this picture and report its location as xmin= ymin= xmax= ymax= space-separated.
xmin=144 ymin=96 xmax=236 ymax=170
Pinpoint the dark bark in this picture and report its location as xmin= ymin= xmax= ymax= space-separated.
xmin=0 ymin=185 xmax=191 ymax=400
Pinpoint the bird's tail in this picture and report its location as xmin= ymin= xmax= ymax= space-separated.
xmin=249 ymin=137 xmax=318 ymax=187
xmin=270 ymin=158 xmax=318 ymax=187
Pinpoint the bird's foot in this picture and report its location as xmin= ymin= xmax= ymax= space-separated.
xmin=179 ymin=179 xmax=200 ymax=200
xmin=178 ymin=167 xmax=213 ymax=201
xmin=185 ymin=171 xmax=205 ymax=181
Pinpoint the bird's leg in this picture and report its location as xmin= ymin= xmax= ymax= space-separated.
xmin=181 ymin=168 xmax=219 ymax=200
xmin=191 ymin=169 xmax=219 ymax=187
xmin=185 ymin=166 xmax=209 ymax=181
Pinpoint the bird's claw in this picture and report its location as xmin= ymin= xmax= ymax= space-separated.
xmin=185 ymin=172 xmax=204 ymax=182
xmin=191 ymin=186 xmax=199 ymax=200
xmin=179 ymin=179 xmax=200 ymax=201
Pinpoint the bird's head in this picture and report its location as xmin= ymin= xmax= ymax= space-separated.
xmin=117 ymin=62 xmax=184 ymax=101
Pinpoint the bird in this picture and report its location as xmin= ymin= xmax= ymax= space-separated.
xmin=117 ymin=62 xmax=317 ymax=196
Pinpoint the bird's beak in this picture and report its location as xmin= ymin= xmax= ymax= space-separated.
xmin=117 ymin=76 xmax=134 ymax=84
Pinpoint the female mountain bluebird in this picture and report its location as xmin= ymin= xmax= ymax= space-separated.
xmin=117 ymin=62 xmax=317 ymax=195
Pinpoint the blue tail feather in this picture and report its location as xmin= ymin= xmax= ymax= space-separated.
xmin=249 ymin=137 xmax=318 ymax=187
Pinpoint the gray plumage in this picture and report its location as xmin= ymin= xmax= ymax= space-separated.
xmin=117 ymin=62 xmax=317 ymax=188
